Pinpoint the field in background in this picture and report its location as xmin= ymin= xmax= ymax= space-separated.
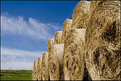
xmin=0 ymin=70 xmax=32 ymax=80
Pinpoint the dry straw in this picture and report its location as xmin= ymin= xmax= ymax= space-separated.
xmin=85 ymin=0 xmax=120 ymax=80
xmin=41 ymin=52 xmax=49 ymax=80
xmin=54 ymin=31 xmax=62 ymax=44
xmin=32 ymin=60 xmax=38 ymax=80
xmin=72 ymin=1 xmax=90 ymax=28
xmin=63 ymin=29 xmax=86 ymax=80
xmin=61 ymin=19 xmax=72 ymax=43
xmin=48 ymin=44 xmax=64 ymax=80
xmin=37 ymin=57 xmax=42 ymax=80
xmin=47 ymin=38 xmax=54 ymax=52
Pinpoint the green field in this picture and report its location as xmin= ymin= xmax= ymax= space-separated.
xmin=0 ymin=70 xmax=32 ymax=80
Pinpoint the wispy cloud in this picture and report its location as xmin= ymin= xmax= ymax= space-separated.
xmin=1 ymin=14 xmax=61 ymax=40
xmin=1 ymin=47 xmax=44 ymax=70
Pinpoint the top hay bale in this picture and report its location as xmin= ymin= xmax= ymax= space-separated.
xmin=85 ymin=0 xmax=120 ymax=80
xmin=72 ymin=1 xmax=90 ymax=28
xmin=54 ymin=31 xmax=62 ymax=44
xmin=61 ymin=19 xmax=72 ymax=43
xmin=47 ymin=38 xmax=54 ymax=52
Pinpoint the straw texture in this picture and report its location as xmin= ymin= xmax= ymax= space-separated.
xmin=85 ymin=0 xmax=120 ymax=80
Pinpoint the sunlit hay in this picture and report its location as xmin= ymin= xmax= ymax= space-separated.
xmin=41 ymin=52 xmax=49 ymax=80
xmin=85 ymin=0 xmax=120 ymax=80
xmin=54 ymin=31 xmax=62 ymax=44
xmin=61 ymin=19 xmax=72 ymax=43
xmin=63 ymin=29 xmax=86 ymax=80
xmin=37 ymin=57 xmax=42 ymax=80
xmin=72 ymin=1 xmax=90 ymax=28
xmin=32 ymin=60 xmax=38 ymax=80
xmin=47 ymin=38 xmax=54 ymax=52
xmin=48 ymin=44 xmax=64 ymax=80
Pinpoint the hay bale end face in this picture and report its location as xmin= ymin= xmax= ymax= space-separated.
xmin=63 ymin=29 xmax=86 ymax=80
xmin=41 ymin=52 xmax=49 ymax=80
xmin=85 ymin=0 xmax=120 ymax=80
xmin=37 ymin=57 xmax=42 ymax=80
xmin=54 ymin=31 xmax=62 ymax=44
xmin=61 ymin=19 xmax=72 ymax=43
xmin=72 ymin=1 xmax=90 ymax=28
xmin=47 ymin=38 xmax=54 ymax=52
xmin=48 ymin=44 xmax=64 ymax=80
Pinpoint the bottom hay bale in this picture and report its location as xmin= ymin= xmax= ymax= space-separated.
xmin=37 ymin=57 xmax=42 ymax=80
xmin=85 ymin=0 xmax=120 ymax=80
xmin=32 ymin=60 xmax=38 ymax=80
xmin=63 ymin=29 xmax=86 ymax=80
xmin=48 ymin=44 xmax=64 ymax=80
xmin=41 ymin=52 xmax=49 ymax=80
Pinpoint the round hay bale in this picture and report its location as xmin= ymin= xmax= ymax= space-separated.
xmin=37 ymin=57 xmax=42 ymax=80
xmin=48 ymin=44 xmax=64 ymax=80
xmin=72 ymin=1 xmax=90 ymax=28
xmin=54 ymin=31 xmax=62 ymax=44
xmin=41 ymin=52 xmax=49 ymax=80
xmin=63 ymin=29 xmax=86 ymax=80
xmin=85 ymin=0 xmax=120 ymax=80
xmin=47 ymin=38 xmax=54 ymax=52
xmin=32 ymin=60 xmax=38 ymax=80
xmin=61 ymin=19 xmax=72 ymax=43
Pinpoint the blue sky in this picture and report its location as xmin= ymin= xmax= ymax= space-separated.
xmin=1 ymin=1 xmax=79 ymax=70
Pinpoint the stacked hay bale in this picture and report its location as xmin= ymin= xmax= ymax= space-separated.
xmin=63 ymin=29 xmax=86 ymax=80
xmin=61 ymin=19 xmax=72 ymax=43
xmin=47 ymin=38 xmax=54 ymax=52
xmin=37 ymin=57 xmax=42 ymax=80
xmin=72 ymin=1 xmax=90 ymax=28
xmin=85 ymin=0 xmax=120 ymax=80
xmin=41 ymin=52 xmax=49 ymax=80
xmin=54 ymin=31 xmax=62 ymax=44
xmin=32 ymin=60 xmax=38 ymax=80
xmin=48 ymin=44 xmax=64 ymax=80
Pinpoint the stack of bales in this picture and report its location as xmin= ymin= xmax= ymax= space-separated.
xmin=32 ymin=0 xmax=120 ymax=80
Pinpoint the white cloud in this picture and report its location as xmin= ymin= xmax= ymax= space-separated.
xmin=1 ymin=47 xmax=44 ymax=70
xmin=1 ymin=14 xmax=61 ymax=40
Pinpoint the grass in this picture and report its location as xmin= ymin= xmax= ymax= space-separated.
xmin=0 ymin=70 xmax=32 ymax=80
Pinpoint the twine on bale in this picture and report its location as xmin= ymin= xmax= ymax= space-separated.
xmin=41 ymin=52 xmax=49 ymax=80
xmin=85 ymin=0 xmax=120 ymax=80
xmin=61 ymin=19 xmax=72 ymax=43
xmin=48 ymin=44 xmax=64 ymax=80
xmin=32 ymin=60 xmax=38 ymax=80
xmin=37 ymin=57 xmax=42 ymax=80
xmin=54 ymin=31 xmax=62 ymax=44
xmin=72 ymin=1 xmax=90 ymax=28
xmin=63 ymin=29 xmax=86 ymax=80
xmin=47 ymin=38 xmax=54 ymax=52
